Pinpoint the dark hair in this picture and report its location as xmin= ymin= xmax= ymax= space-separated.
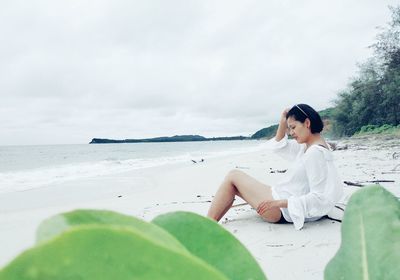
xmin=286 ymin=104 xmax=324 ymax=133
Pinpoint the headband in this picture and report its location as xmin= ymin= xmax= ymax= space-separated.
xmin=295 ymin=104 xmax=309 ymax=118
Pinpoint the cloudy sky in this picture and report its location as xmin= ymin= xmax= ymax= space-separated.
xmin=0 ymin=0 xmax=398 ymax=145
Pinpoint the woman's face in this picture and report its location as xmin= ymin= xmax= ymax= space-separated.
xmin=287 ymin=116 xmax=311 ymax=143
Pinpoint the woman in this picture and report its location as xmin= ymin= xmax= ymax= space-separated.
xmin=207 ymin=104 xmax=343 ymax=230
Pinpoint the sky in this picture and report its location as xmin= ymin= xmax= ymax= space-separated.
xmin=0 ymin=0 xmax=398 ymax=145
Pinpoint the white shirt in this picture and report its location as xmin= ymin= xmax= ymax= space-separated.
xmin=267 ymin=135 xmax=343 ymax=230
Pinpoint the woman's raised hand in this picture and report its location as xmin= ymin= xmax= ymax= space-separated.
xmin=280 ymin=108 xmax=290 ymax=124
xmin=275 ymin=108 xmax=290 ymax=141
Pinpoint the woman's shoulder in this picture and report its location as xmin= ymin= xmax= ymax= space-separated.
xmin=304 ymin=145 xmax=333 ymax=161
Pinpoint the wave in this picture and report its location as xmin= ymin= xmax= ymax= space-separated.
xmin=0 ymin=142 xmax=266 ymax=194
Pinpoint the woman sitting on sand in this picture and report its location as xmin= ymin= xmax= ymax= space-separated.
xmin=207 ymin=104 xmax=343 ymax=230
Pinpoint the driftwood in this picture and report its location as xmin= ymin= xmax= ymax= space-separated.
xmin=235 ymin=166 xmax=250 ymax=169
xmin=326 ymin=216 xmax=342 ymax=223
xmin=343 ymin=181 xmax=364 ymax=187
xmin=191 ymin=159 xmax=205 ymax=164
xmin=327 ymin=142 xmax=337 ymax=151
xmin=366 ymin=180 xmax=395 ymax=183
xmin=335 ymin=205 xmax=346 ymax=211
xmin=265 ymin=243 xmax=294 ymax=247
xmin=181 ymin=200 xmax=211 ymax=204
xmin=269 ymin=168 xmax=287 ymax=174
xmin=336 ymin=145 xmax=348 ymax=151
xmin=344 ymin=179 xmax=395 ymax=187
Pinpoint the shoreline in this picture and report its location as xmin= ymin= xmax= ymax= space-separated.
xmin=0 ymin=140 xmax=266 ymax=194
xmin=0 ymin=136 xmax=399 ymax=279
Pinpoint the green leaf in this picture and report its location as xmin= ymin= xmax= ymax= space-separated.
xmin=152 ymin=211 xmax=267 ymax=280
xmin=36 ymin=209 xmax=187 ymax=253
xmin=324 ymin=186 xmax=400 ymax=280
xmin=0 ymin=225 xmax=228 ymax=280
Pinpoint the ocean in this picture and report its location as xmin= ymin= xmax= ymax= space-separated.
xmin=0 ymin=140 xmax=266 ymax=194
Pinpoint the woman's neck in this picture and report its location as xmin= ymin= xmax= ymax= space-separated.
xmin=305 ymin=133 xmax=324 ymax=148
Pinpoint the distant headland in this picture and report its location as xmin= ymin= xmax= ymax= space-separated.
xmin=89 ymin=108 xmax=335 ymax=144
xmin=89 ymin=135 xmax=250 ymax=144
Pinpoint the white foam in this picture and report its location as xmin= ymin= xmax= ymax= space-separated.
xmin=0 ymin=141 xmax=267 ymax=194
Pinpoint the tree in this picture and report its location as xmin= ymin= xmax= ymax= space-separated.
xmin=332 ymin=6 xmax=400 ymax=136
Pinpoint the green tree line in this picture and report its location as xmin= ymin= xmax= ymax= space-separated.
xmin=332 ymin=6 xmax=400 ymax=136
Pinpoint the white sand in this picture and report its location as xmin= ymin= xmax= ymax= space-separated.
xmin=0 ymin=137 xmax=399 ymax=280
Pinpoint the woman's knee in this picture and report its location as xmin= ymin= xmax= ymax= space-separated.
xmin=258 ymin=210 xmax=282 ymax=223
xmin=225 ymin=169 xmax=244 ymax=182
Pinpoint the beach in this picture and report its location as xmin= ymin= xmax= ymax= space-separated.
xmin=0 ymin=136 xmax=399 ymax=280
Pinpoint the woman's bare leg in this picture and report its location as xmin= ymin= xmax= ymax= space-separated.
xmin=207 ymin=169 xmax=282 ymax=222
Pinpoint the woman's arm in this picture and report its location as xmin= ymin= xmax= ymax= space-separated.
xmin=275 ymin=108 xmax=290 ymax=141
xmin=265 ymin=107 xmax=302 ymax=161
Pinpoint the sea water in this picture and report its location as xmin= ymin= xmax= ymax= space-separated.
xmin=0 ymin=140 xmax=266 ymax=194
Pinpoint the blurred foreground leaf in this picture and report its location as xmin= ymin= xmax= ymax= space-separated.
xmin=0 ymin=225 xmax=228 ymax=280
xmin=36 ymin=209 xmax=186 ymax=252
xmin=324 ymin=186 xmax=400 ymax=280
xmin=153 ymin=211 xmax=267 ymax=280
